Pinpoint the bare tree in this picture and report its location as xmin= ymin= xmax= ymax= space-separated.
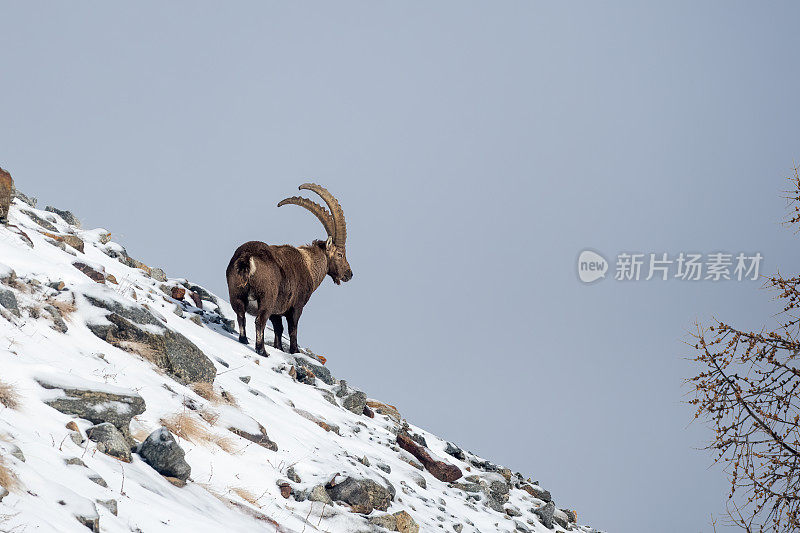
xmin=689 ymin=165 xmax=800 ymax=532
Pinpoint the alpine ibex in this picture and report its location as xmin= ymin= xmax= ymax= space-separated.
xmin=226 ymin=183 xmax=353 ymax=355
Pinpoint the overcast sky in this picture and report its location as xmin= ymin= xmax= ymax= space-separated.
xmin=3 ymin=3 xmax=800 ymax=531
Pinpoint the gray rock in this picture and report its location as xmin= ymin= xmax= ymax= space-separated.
xmin=534 ymin=501 xmax=556 ymax=529
xmin=96 ymin=498 xmax=118 ymax=516
xmin=0 ymin=486 xmax=8 ymax=502
xmin=150 ymin=268 xmax=167 ymax=282
xmin=187 ymin=284 xmax=217 ymax=305
xmin=410 ymin=472 xmax=426 ymax=489
xmin=23 ymin=210 xmax=57 ymax=231
xmin=37 ymin=377 xmax=145 ymax=444
xmin=453 ymin=525 xmax=463 ymax=533
xmin=83 ymin=295 xmax=162 ymax=327
xmin=88 ymin=472 xmax=108 ymax=488
xmin=326 ymin=476 xmax=394 ymax=514
xmin=336 ymin=380 xmax=349 ymax=397
xmin=514 ymin=520 xmax=531 ymax=532
xmin=65 ymin=457 xmax=86 ymax=467
xmin=87 ymin=423 xmax=131 ymax=462
xmin=0 ymin=289 xmax=20 ymax=317
xmin=239 ymin=375 xmax=251 ymax=384
xmin=228 ymin=424 xmax=278 ymax=451
xmin=376 ymin=463 xmax=391 ymax=474
xmin=0 ymin=265 xmax=15 ymax=284
xmin=44 ymin=304 xmax=68 ymax=333
xmin=12 ymin=189 xmax=36 ymax=207
xmin=368 ymin=513 xmax=397 ymax=530
xmin=287 ymin=466 xmax=302 ymax=483
xmin=295 ymin=356 xmax=334 ymax=385
xmin=0 ymin=442 xmax=25 ymax=462
xmin=293 ymin=364 xmax=316 ymax=385
xmin=137 ymin=427 xmax=191 ymax=481
xmin=45 ymin=206 xmax=80 ymax=227
xmin=87 ymin=312 xmax=216 ymax=384
xmin=343 ymin=391 xmax=367 ymax=415
xmin=444 ymin=442 xmax=466 ymax=461
xmin=308 ymin=484 xmax=332 ymax=505
xmin=486 ymin=494 xmax=505 ymax=513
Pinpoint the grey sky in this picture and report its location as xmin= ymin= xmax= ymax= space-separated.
xmin=2 ymin=2 xmax=800 ymax=531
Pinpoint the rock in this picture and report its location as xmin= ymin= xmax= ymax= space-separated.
xmin=189 ymin=314 xmax=204 ymax=326
xmin=65 ymin=457 xmax=86 ymax=467
xmin=326 ymin=476 xmax=394 ymax=514
xmin=521 ymin=484 xmax=551 ymax=502
xmin=88 ymin=472 xmax=108 ymax=487
xmin=277 ymin=480 xmax=292 ymax=499
xmin=534 ymin=501 xmax=556 ymax=529
xmin=73 ymin=262 xmax=105 ymax=283
xmin=228 ymin=424 xmax=278 ymax=451
xmin=308 ymin=484 xmax=332 ymax=505
xmin=486 ymin=494 xmax=505 ymax=513
xmin=12 ymin=188 xmax=36 ymax=208
xmin=377 ymin=463 xmax=391 ymax=474
xmin=87 ymin=423 xmax=131 ymax=462
xmin=287 ymin=466 xmax=302 ymax=483
xmin=48 ymin=280 xmax=66 ymax=291
xmin=366 ymin=400 xmax=401 ymax=423
xmin=189 ymin=291 xmax=203 ymax=309
xmin=165 ymin=476 xmax=186 ymax=487
xmin=368 ymin=513 xmax=397 ymax=530
xmin=38 ymin=376 xmax=145 ymax=444
xmin=336 ymin=380 xmax=349 ymax=397
xmin=444 ymin=442 xmax=466 ymax=461
xmin=171 ymin=286 xmax=186 ymax=300
xmin=363 ymin=405 xmax=375 ymax=418
xmin=188 ymin=284 xmax=217 ymax=305
xmin=44 ymin=304 xmax=68 ymax=333
xmin=23 ymin=210 xmax=57 ymax=231
xmin=239 ymin=375 xmax=251 ymax=384
xmin=150 ymin=268 xmax=167 ymax=282
xmin=74 ymin=504 xmax=100 ymax=532
xmin=96 ymin=498 xmax=118 ymax=516
xmin=394 ymin=510 xmax=419 ymax=533
xmin=0 ymin=486 xmax=8 ymax=502
xmin=87 ymin=311 xmax=216 ymax=384
xmin=295 ymin=357 xmax=334 ymax=385
xmin=0 ymin=264 xmax=16 ymax=284
xmin=137 ymin=427 xmax=191 ymax=481
xmin=561 ymin=508 xmax=577 ymax=523
xmin=343 ymin=391 xmax=367 ymax=415
xmin=0 ymin=442 xmax=25 ymax=462
xmin=453 ymin=524 xmax=463 ymax=532
xmin=0 ymin=289 xmax=20 ymax=317
xmin=396 ymin=433 xmax=462 ymax=483
xmin=292 ymin=364 xmax=316 ymax=385
xmin=410 ymin=472 xmax=426 ymax=489
xmin=0 ymin=167 xmax=12 ymax=224
xmin=45 ymin=206 xmax=80 ymax=227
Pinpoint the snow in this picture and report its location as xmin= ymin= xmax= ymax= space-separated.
xmin=0 ymin=197 xmax=595 ymax=533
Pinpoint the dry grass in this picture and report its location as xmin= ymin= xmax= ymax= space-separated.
xmin=190 ymin=382 xmax=223 ymax=404
xmin=199 ymin=407 xmax=220 ymax=426
xmin=47 ymin=296 xmax=76 ymax=320
xmin=0 ymin=456 xmax=20 ymax=492
xmin=231 ymin=486 xmax=261 ymax=506
xmin=0 ymin=381 xmax=20 ymax=410
xmin=118 ymin=341 xmax=162 ymax=365
xmin=160 ymin=412 xmax=240 ymax=454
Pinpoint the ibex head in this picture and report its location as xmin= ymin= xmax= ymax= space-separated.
xmin=278 ymin=183 xmax=353 ymax=285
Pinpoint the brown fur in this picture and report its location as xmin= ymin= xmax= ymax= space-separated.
xmin=226 ymin=239 xmax=352 ymax=355
xmin=0 ymin=167 xmax=13 ymax=224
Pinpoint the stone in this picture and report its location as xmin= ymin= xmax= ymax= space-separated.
xmin=363 ymin=405 xmax=375 ymax=418
xmin=444 ymin=442 xmax=466 ymax=461
xmin=45 ymin=206 xmax=80 ymax=227
xmin=308 ymin=484 xmax=332 ymax=505
xmin=343 ymin=391 xmax=367 ymax=415
xmin=295 ymin=357 xmax=334 ymax=385
xmin=0 ymin=264 xmax=16 ymax=284
xmin=74 ymin=504 xmax=100 ymax=532
xmin=368 ymin=513 xmax=397 ymax=530
xmin=394 ymin=510 xmax=419 ymax=533
xmin=38 ymin=376 xmax=145 ymax=444
xmin=0 ymin=486 xmax=8 ymax=502
xmin=150 ymin=268 xmax=167 ymax=282
xmin=521 ymin=484 xmax=551 ymax=502
xmin=73 ymin=262 xmax=105 ymax=283
xmin=534 ymin=501 xmax=556 ymax=529
xmin=366 ymin=400 xmax=401 ymax=423
xmin=171 ymin=286 xmax=186 ymax=300
xmin=292 ymin=364 xmax=316 ymax=385
xmin=96 ymin=498 xmax=118 ymax=516
xmin=287 ymin=466 xmax=301 ymax=483
xmin=396 ymin=433 xmax=462 ymax=483
xmin=0 ymin=442 xmax=25 ymax=462
xmin=377 ymin=463 xmax=391 ymax=474
xmin=88 ymin=472 xmax=108 ymax=488
xmin=188 ymin=284 xmax=217 ymax=305
xmin=325 ymin=476 xmax=394 ymax=514
xmin=277 ymin=480 xmax=292 ymax=499
xmin=335 ymin=380 xmax=349 ymax=397
xmin=87 ymin=312 xmax=216 ymax=384
xmin=0 ymin=167 xmax=13 ymax=224
xmin=189 ymin=291 xmax=203 ymax=308
xmin=137 ymin=427 xmax=191 ymax=481
xmin=44 ymin=304 xmax=68 ymax=333
xmin=23 ymin=210 xmax=57 ymax=231
xmin=0 ymin=289 xmax=20 ymax=317
xmin=87 ymin=423 xmax=131 ymax=462
xmin=228 ymin=424 xmax=278 ymax=451
xmin=561 ymin=508 xmax=577 ymax=523
xmin=239 ymin=375 xmax=251 ymax=384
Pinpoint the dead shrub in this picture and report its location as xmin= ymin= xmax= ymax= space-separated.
xmin=231 ymin=486 xmax=261 ymax=506
xmin=0 ymin=381 xmax=20 ymax=409
xmin=0 ymin=456 xmax=20 ymax=492
xmin=190 ymin=382 xmax=222 ymax=404
xmin=160 ymin=412 xmax=239 ymax=453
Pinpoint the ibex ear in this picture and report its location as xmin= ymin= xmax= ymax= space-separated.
xmin=325 ymin=236 xmax=334 ymax=249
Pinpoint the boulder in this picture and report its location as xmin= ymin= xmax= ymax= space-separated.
xmin=396 ymin=433 xmax=462 ymax=483
xmin=326 ymin=476 xmax=394 ymax=514
xmin=45 ymin=206 xmax=80 ymax=227
xmin=73 ymin=262 xmax=105 ymax=283
xmin=37 ymin=375 xmax=145 ymax=444
xmin=228 ymin=424 xmax=278 ymax=451
xmin=394 ymin=511 xmax=419 ymax=533
xmin=444 ymin=442 xmax=466 ymax=461
xmin=308 ymin=484 xmax=332 ymax=505
xmin=0 ymin=289 xmax=20 ymax=317
xmin=150 ymin=268 xmax=167 ymax=282
xmin=137 ymin=427 xmax=191 ymax=481
xmin=343 ymin=391 xmax=367 ymax=415
xmin=87 ymin=310 xmax=215 ymax=384
xmin=87 ymin=423 xmax=131 ymax=462
xmin=534 ymin=501 xmax=556 ymax=529
xmin=521 ymin=484 xmax=551 ymax=502
xmin=171 ymin=286 xmax=186 ymax=300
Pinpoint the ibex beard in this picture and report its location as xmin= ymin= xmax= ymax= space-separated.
xmin=226 ymin=183 xmax=352 ymax=356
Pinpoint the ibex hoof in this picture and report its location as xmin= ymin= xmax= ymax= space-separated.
xmin=255 ymin=346 xmax=268 ymax=357
xmin=238 ymin=336 xmax=249 ymax=344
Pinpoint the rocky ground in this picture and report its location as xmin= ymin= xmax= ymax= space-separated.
xmin=0 ymin=186 xmax=602 ymax=532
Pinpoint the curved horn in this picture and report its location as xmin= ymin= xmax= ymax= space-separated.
xmin=277 ymin=196 xmax=335 ymax=238
xmin=299 ymin=183 xmax=347 ymax=247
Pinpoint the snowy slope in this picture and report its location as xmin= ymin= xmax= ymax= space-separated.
xmin=0 ymin=193 xmax=599 ymax=533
